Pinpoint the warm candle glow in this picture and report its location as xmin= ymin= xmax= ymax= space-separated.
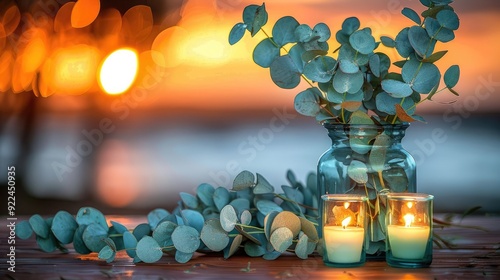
xmin=404 ymin=213 xmax=415 ymax=228
xmin=344 ymin=202 xmax=350 ymax=209
xmin=99 ymin=48 xmax=139 ymax=95
xmin=342 ymin=216 xmax=351 ymax=229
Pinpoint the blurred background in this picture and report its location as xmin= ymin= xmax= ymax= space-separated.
xmin=1 ymin=0 xmax=499 ymax=215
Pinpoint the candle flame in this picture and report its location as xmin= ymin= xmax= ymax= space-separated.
xmin=342 ymin=216 xmax=351 ymax=229
xmin=404 ymin=213 xmax=415 ymax=227
xmin=407 ymin=201 xmax=414 ymax=209
xmin=344 ymin=202 xmax=350 ymax=209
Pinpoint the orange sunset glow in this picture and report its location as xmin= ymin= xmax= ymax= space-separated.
xmin=1 ymin=0 xmax=499 ymax=113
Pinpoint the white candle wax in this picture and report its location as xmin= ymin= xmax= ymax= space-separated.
xmin=387 ymin=225 xmax=430 ymax=259
xmin=324 ymin=226 xmax=364 ymax=263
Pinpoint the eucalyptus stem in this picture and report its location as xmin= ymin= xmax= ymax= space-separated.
xmin=275 ymin=193 xmax=317 ymax=210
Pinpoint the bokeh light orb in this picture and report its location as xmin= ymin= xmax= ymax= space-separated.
xmin=99 ymin=48 xmax=139 ymax=95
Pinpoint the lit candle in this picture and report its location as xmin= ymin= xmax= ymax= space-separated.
xmin=324 ymin=216 xmax=365 ymax=263
xmin=387 ymin=210 xmax=430 ymax=259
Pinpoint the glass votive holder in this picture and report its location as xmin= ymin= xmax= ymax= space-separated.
xmin=321 ymin=194 xmax=367 ymax=267
xmin=386 ymin=193 xmax=434 ymax=268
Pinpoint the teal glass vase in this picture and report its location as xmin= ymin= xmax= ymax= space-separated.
xmin=317 ymin=123 xmax=417 ymax=258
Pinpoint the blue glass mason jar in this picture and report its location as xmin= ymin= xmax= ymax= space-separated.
xmin=317 ymin=122 xmax=416 ymax=258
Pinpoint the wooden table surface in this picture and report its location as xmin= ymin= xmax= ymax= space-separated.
xmin=2 ymin=215 xmax=499 ymax=279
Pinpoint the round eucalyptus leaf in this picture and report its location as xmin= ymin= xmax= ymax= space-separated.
xmin=123 ymin=231 xmax=138 ymax=258
xmin=229 ymin=23 xmax=246 ymax=45
xmin=270 ymin=227 xmax=293 ymax=253
xmin=270 ymin=54 xmax=302 ymax=89
xmin=98 ymin=245 xmax=115 ymax=261
xmin=271 ymin=211 xmax=301 ymax=237
xmin=348 ymin=160 xmax=368 ymax=184
xmin=16 ymin=220 xmax=33 ymax=240
xmin=333 ymin=70 xmax=364 ymax=94
xmin=420 ymin=0 xmax=432 ymax=7
xmin=200 ymin=219 xmax=229 ymax=252
xmin=282 ymin=186 xmax=304 ymax=205
xmin=411 ymin=62 xmax=441 ymax=94
xmin=294 ymin=87 xmax=322 ymax=117
xmin=181 ymin=209 xmax=205 ymax=233
xmin=230 ymin=198 xmax=251 ymax=216
xmin=338 ymin=44 xmax=370 ymax=66
xmin=136 ymin=236 xmax=163 ymax=263
xmin=408 ymin=26 xmax=435 ymax=58
xmin=349 ymin=28 xmax=376 ymax=55
xmin=240 ymin=210 xmax=252 ymax=225
xmin=295 ymin=24 xmax=312 ymax=42
xmin=254 ymin=173 xmax=275 ymax=194
xmin=29 ymin=214 xmax=49 ymax=239
xmin=380 ymin=36 xmax=396 ymax=48
xmin=73 ymin=225 xmax=91 ymax=254
xmin=175 ymin=251 xmax=193 ymax=263
xmin=295 ymin=234 xmax=309 ymax=259
xmin=224 ymin=234 xmax=243 ymax=259
xmin=263 ymin=250 xmax=282 ymax=260
xmin=395 ymin=27 xmax=413 ymax=58
xmin=82 ymin=223 xmax=108 ymax=252
xmin=220 ymin=205 xmax=238 ymax=232
xmin=264 ymin=211 xmax=280 ymax=240
xmin=243 ymin=3 xmax=268 ymax=36
xmin=152 ymin=221 xmax=176 ymax=247
xmin=303 ymin=56 xmax=336 ymax=82
xmin=339 ymin=59 xmax=359 ymax=74
xmin=272 ymin=16 xmax=299 ymax=47
xmin=425 ymin=17 xmax=455 ymax=42
xmin=110 ymin=221 xmax=128 ymax=234
xmin=326 ymin=85 xmax=343 ymax=103
xmin=253 ymin=38 xmax=280 ymax=68
xmin=402 ymin=7 xmax=421 ymax=25
xmin=133 ymin=223 xmax=152 ymax=240
xmin=197 ymin=183 xmax=215 ymax=207
xmin=172 ymin=225 xmax=200 ymax=254
xmin=289 ymin=43 xmax=306 ymax=72
xmin=299 ymin=217 xmax=318 ymax=241
xmin=436 ymin=9 xmax=459 ymax=30
xmin=244 ymin=240 xmax=266 ymax=257
xmin=312 ymin=22 xmax=331 ymax=42
xmin=336 ymin=30 xmax=349 ymax=45
xmin=349 ymin=110 xmax=374 ymax=125
xmin=147 ymin=208 xmax=170 ymax=230
xmin=213 ymin=187 xmax=231 ymax=212
xmin=376 ymin=91 xmax=401 ymax=115
xmin=36 ymin=234 xmax=57 ymax=253
xmin=233 ymin=170 xmax=255 ymax=191
xmin=51 ymin=210 xmax=78 ymax=244
xmin=444 ymin=65 xmax=460 ymax=88
xmin=180 ymin=192 xmax=199 ymax=209
xmin=256 ymin=200 xmax=283 ymax=216
xmin=341 ymin=17 xmax=360 ymax=35
xmin=381 ymin=79 xmax=413 ymax=98
xmin=76 ymin=207 xmax=108 ymax=231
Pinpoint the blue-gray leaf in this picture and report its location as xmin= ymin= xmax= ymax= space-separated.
xmin=402 ymin=7 xmax=421 ymax=25
xmin=349 ymin=28 xmax=376 ymax=55
xmin=253 ymin=38 xmax=280 ymax=68
xmin=152 ymin=221 xmax=176 ymax=247
xmin=229 ymin=23 xmax=246 ymax=45
xmin=172 ymin=225 xmax=200 ymax=254
xmin=181 ymin=209 xmax=205 ymax=233
xmin=303 ymin=56 xmax=336 ymax=82
xmin=408 ymin=26 xmax=435 ymax=58
xmin=348 ymin=160 xmax=368 ymax=184
xmin=76 ymin=207 xmax=108 ymax=231
xmin=197 ymin=183 xmax=215 ymax=207
xmin=395 ymin=28 xmax=413 ymax=58
xmin=51 ymin=210 xmax=78 ymax=244
xmin=256 ymin=200 xmax=283 ymax=216
xmin=180 ymin=192 xmax=198 ymax=209
xmin=294 ymin=87 xmax=322 ymax=117
xmin=295 ymin=24 xmax=312 ymax=42
xmin=444 ymin=65 xmax=460 ymax=88
xmin=273 ymin=16 xmax=299 ymax=47
xmin=425 ymin=17 xmax=455 ymax=43
xmin=381 ymin=79 xmax=413 ymax=98
xmin=220 ymin=205 xmax=238 ymax=232
xmin=200 ymin=219 xmax=229 ymax=252
xmin=175 ymin=251 xmax=193 ymax=263
xmin=147 ymin=208 xmax=170 ymax=230
xmin=123 ymin=231 xmax=138 ymax=258
xmin=29 ymin=214 xmax=49 ymax=239
xmin=82 ymin=223 xmax=108 ymax=252
xmin=136 ymin=236 xmax=163 ymax=263
xmin=313 ymin=23 xmax=331 ymax=42
xmin=339 ymin=59 xmax=359 ymax=74
xmin=270 ymin=55 xmax=302 ymax=89
xmin=213 ymin=187 xmax=231 ymax=212
xmin=254 ymin=173 xmax=275 ymax=194
xmin=341 ymin=17 xmax=360 ymax=35
xmin=16 ymin=220 xmax=33 ymax=240
xmin=436 ymin=10 xmax=459 ymax=30
xmin=333 ymin=70 xmax=364 ymax=94
xmin=380 ymin=36 xmax=396 ymax=48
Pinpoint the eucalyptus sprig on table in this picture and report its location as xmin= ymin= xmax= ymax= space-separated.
xmin=229 ymin=0 xmax=461 ymax=124
xmin=16 ymin=170 xmax=321 ymax=264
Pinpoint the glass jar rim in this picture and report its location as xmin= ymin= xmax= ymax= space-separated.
xmin=386 ymin=192 xmax=434 ymax=201
xmin=321 ymin=194 xmax=368 ymax=202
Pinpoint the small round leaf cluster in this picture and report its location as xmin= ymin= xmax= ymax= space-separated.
xmin=229 ymin=0 xmax=461 ymax=124
xmin=16 ymin=170 xmax=320 ymax=263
